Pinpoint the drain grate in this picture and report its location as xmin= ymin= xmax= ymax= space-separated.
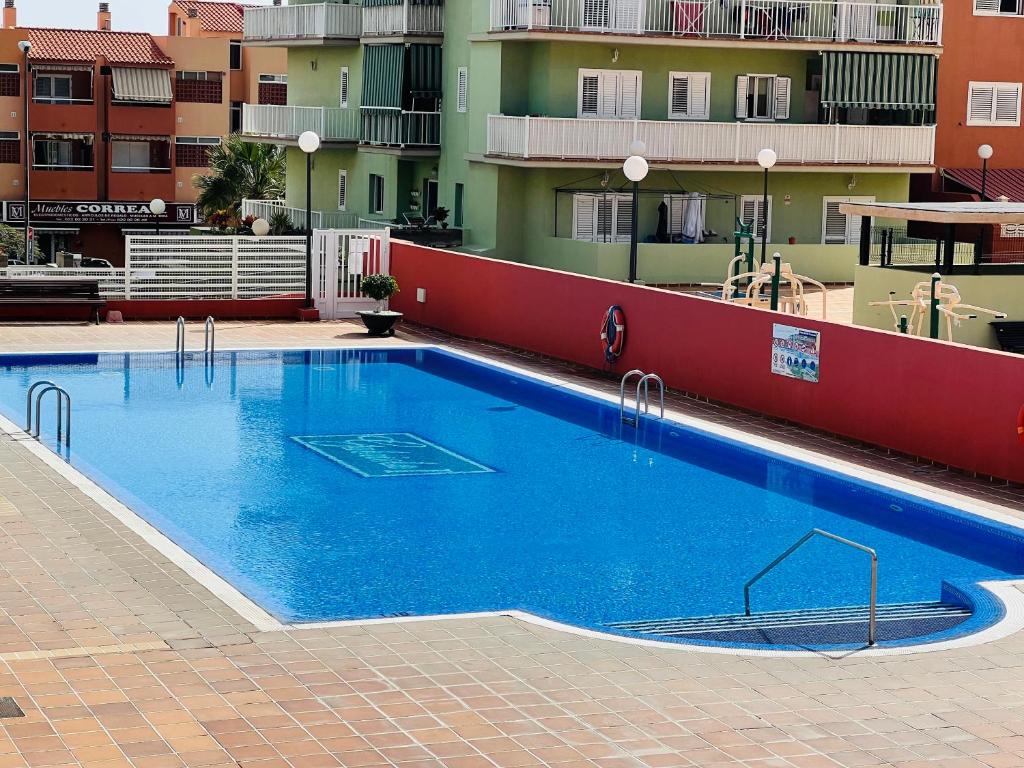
xmin=0 ymin=697 xmax=25 ymax=718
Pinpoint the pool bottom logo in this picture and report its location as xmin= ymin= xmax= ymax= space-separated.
xmin=292 ymin=432 xmax=495 ymax=478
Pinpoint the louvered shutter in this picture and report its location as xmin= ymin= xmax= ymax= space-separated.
xmin=670 ymin=75 xmax=689 ymax=119
xmin=340 ymin=67 xmax=349 ymax=108
xmin=338 ymin=170 xmax=348 ymax=211
xmin=664 ymin=195 xmax=686 ymax=234
xmin=573 ymin=194 xmax=596 ymax=241
xmin=614 ymin=195 xmax=633 ymax=243
xmin=600 ymin=72 xmax=620 ymax=117
xmin=582 ymin=0 xmax=610 ymax=29
xmin=689 ymin=72 xmax=710 ymax=119
xmin=618 ymin=72 xmax=641 ymax=118
xmin=822 ymin=200 xmax=847 ymax=244
xmin=973 ymin=0 xmax=1002 ymax=11
xmin=968 ymin=83 xmax=996 ymax=123
xmin=580 ymin=74 xmax=599 ymax=117
xmin=457 ymin=66 xmax=468 ymax=113
xmin=774 ymin=76 xmax=791 ymax=120
xmin=995 ymin=84 xmax=1021 ymax=124
xmin=741 ymin=196 xmax=771 ymax=242
xmin=735 ymin=75 xmax=749 ymax=119
xmin=596 ymin=196 xmax=615 ymax=241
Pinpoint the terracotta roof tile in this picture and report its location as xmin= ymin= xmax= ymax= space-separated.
xmin=174 ymin=1 xmax=251 ymax=33
xmin=25 ymin=28 xmax=173 ymax=67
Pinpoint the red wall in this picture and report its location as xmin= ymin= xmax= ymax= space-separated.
xmin=390 ymin=242 xmax=1024 ymax=485
xmin=0 ymin=298 xmax=303 ymax=323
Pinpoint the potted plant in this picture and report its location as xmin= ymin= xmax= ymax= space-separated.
xmin=432 ymin=206 xmax=450 ymax=230
xmin=356 ymin=274 xmax=403 ymax=336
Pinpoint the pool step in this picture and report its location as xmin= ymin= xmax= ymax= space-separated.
xmin=607 ymin=602 xmax=971 ymax=646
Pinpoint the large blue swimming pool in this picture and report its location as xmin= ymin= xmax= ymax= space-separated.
xmin=0 ymin=348 xmax=1020 ymax=647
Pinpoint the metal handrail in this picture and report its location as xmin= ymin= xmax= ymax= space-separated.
xmin=204 ymin=316 xmax=215 ymax=356
xmin=25 ymin=379 xmax=56 ymax=433
xmin=175 ymin=316 xmax=186 ymax=356
xmin=636 ymin=374 xmax=664 ymax=422
xmin=31 ymin=384 xmax=71 ymax=448
xmin=619 ymin=369 xmax=645 ymax=423
xmin=744 ymin=528 xmax=878 ymax=646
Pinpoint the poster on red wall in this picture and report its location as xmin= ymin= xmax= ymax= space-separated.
xmin=771 ymin=324 xmax=820 ymax=383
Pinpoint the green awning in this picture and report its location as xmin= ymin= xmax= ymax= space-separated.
xmin=822 ymin=52 xmax=936 ymax=110
xmin=361 ymin=44 xmax=404 ymax=109
xmin=408 ymin=44 xmax=441 ymax=97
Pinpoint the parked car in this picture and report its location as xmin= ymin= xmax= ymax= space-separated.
xmin=80 ymin=258 xmax=114 ymax=269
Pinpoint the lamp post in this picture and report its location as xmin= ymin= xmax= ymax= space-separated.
xmin=756 ymin=148 xmax=777 ymax=267
xmin=298 ymin=130 xmax=320 ymax=308
xmin=149 ymin=198 xmax=166 ymax=236
xmin=18 ymin=40 xmax=30 ymax=263
xmin=251 ymin=218 xmax=270 ymax=238
xmin=622 ymin=140 xmax=648 ymax=284
xmin=978 ymin=143 xmax=993 ymax=200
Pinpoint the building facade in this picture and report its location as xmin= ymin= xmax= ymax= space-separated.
xmin=243 ymin=0 xmax=942 ymax=280
xmin=0 ymin=0 xmax=285 ymax=265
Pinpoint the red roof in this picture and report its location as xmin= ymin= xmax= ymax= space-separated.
xmin=25 ymin=28 xmax=173 ymax=67
xmin=174 ymin=1 xmax=251 ymax=33
xmin=943 ymin=168 xmax=1024 ymax=204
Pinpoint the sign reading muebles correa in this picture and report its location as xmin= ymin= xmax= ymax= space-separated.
xmin=2 ymin=201 xmax=197 ymax=225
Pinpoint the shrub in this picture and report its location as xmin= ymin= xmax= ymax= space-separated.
xmin=360 ymin=273 xmax=399 ymax=310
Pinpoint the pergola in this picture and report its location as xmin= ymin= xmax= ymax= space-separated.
xmin=841 ymin=201 xmax=1024 ymax=275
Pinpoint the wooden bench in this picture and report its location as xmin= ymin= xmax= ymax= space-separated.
xmin=0 ymin=278 xmax=106 ymax=325
xmin=990 ymin=321 xmax=1024 ymax=354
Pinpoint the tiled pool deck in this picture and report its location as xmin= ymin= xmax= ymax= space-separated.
xmin=1 ymin=320 xmax=1024 ymax=768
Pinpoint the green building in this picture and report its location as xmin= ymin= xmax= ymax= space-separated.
xmin=242 ymin=0 xmax=942 ymax=283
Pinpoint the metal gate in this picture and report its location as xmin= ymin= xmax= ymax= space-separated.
xmin=311 ymin=229 xmax=390 ymax=319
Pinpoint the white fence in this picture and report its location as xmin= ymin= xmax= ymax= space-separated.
xmin=244 ymin=3 xmax=362 ymax=41
xmin=361 ymin=110 xmax=442 ymax=147
xmin=241 ymin=200 xmax=360 ymax=231
xmin=242 ymin=104 xmax=360 ymax=142
xmin=491 ymin=0 xmax=942 ymax=45
xmin=312 ymin=229 xmax=390 ymax=319
xmin=486 ymin=115 xmax=936 ymax=166
xmin=362 ymin=2 xmax=444 ymax=35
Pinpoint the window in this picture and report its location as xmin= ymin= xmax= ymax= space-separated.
xmin=370 ymin=174 xmax=385 ymax=214
xmin=340 ymin=67 xmax=349 ymax=108
xmin=740 ymin=195 xmax=773 ymax=243
xmin=258 ymin=74 xmax=288 ymax=83
xmin=175 ymin=71 xmax=223 ymax=104
xmin=34 ymin=74 xmax=72 ymax=104
xmin=457 ymin=66 xmax=469 ymax=113
xmin=175 ymin=136 xmax=219 ymax=168
xmin=112 ymin=141 xmax=152 ymax=172
xmin=974 ymin=0 xmax=1024 ymax=15
xmin=338 ymin=170 xmax=348 ymax=211
xmin=454 ymin=183 xmax=464 ymax=228
xmin=572 ymin=193 xmax=633 ymax=243
xmin=578 ymin=69 xmax=642 ymax=119
xmin=821 ymin=196 xmax=875 ymax=245
xmin=176 ymin=15 xmax=185 ymax=35
xmin=967 ymin=82 xmax=1022 ymax=126
xmin=0 ymin=64 xmax=17 ymax=98
xmin=0 ymin=132 xmax=18 ymax=165
xmin=177 ymin=70 xmax=209 ymax=81
xmin=34 ymin=139 xmax=91 ymax=169
xmin=230 ymin=40 xmax=242 ymax=71
xmin=668 ymin=72 xmax=710 ymax=120
xmin=735 ymin=75 xmax=790 ymax=121
xmin=230 ymin=101 xmax=243 ymax=133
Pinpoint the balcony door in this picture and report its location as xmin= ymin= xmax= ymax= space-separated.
xmin=581 ymin=0 xmax=643 ymax=33
xmin=34 ymin=74 xmax=72 ymax=104
xmin=578 ymin=69 xmax=642 ymax=119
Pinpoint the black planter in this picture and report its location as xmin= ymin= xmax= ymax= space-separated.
xmin=356 ymin=310 xmax=403 ymax=336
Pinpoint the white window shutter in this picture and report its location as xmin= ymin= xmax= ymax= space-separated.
xmin=774 ymin=76 xmax=791 ymax=120
xmin=338 ymin=170 xmax=347 ymax=211
xmin=614 ymin=195 xmax=633 ymax=243
xmin=618 ymin=72 xmax=641 ymax=119
xmin=573 ymin=194 xmax=596 ymax=241
xmin=580 ymin=74 xmax=599 ymax=117
xmin=664 ymin=195 xmax=685 ymax=234
xmin=340 ymin=67 xmax=349 ymax=108
xmin=968 ymin=83 xmax=995 ymax=123
xmin=741 ymin=196 xmax=771 ymax=242
xmin=822 ymin=200 xmax=847 ymax=244
xmin=735 ymin=75 xmax=749 ymax=119
xmin=995 ymin=84 xmax=1021 ymax=124
xmin=690 ymin=72 xmax=710 ymax=120
xmin=669 ymin=75 xmax=689 ymax=119
xmin=457 ymin=66 xmax=469 ymax=113
xmin=600 ymin=72 xmax=620 ymax=117
xmin=973 ymin=0 xmax=1001 ymax=12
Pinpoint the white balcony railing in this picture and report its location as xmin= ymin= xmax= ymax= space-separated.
xmin=491 ymin=0 xmax=942 ymax=46
xmin=241 ymin=200 xmax=359 ymax=231
xmin=242 ymin=104 xmax=360 ymax=142
xmin=486 ymin=115 xmax=936 ymax=166
xmin=362 ymin=110 xmax=441 ymax=147
xmin=244 ymin=3 xmax=362 ymax=42
xmin=362 ymin=2 xmax=444 ymax=35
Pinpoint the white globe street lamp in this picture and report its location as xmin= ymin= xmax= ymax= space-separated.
xmin=149 ymin=198 xmax=166 ymax=236
xmin=756 ymin=148 xmax=777 ymax=266
xmin=623 ymin=151 xmax=649 ymax=284
xmin=251 ymin=218 xmax=270 ymax=238
xmin=298 ymin=131 xmax=321 ymax=308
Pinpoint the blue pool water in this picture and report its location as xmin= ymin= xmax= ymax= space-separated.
xmin=0 ymin=348 xmax=1021 ymax=641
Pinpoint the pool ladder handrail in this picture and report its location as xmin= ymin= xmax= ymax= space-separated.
xmin=175 ymin=316 xmax=186 ymax=357
xmin=204 ymin=316 xmax=215 ymax=356
xmin=25 ymin=381 xmax=71 ymax=448
xmin=619 ymin=370 xmax=665 ymax=425
xmin=743 ymin=528 xmax=878 ymax=646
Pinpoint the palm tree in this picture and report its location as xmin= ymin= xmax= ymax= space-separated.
xmin=194 ymin=135 xmax=286 ymax=222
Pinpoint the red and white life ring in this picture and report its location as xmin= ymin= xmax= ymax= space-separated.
xmin=600 ymin=305 xmax=626 ymax=363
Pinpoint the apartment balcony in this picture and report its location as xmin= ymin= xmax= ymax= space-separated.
xmin=30 ymin=101 xmax=97 ymax=134
xmin=31 ymin=166 xmax=98 ymax=200
xmin=241 ymin=104 xmax=360 ymax=146
xmin=485 ymin=115 xmax=935 ymax=168
xmin=243 ymin=3 xmax=362 ymax=46
xmin=360 ymin=109 xmax=441 ymax=151
xmin=362 ymin=1 xmax=444 ymax=39
xmin=489 ymin=0 xmax=942 ymax=49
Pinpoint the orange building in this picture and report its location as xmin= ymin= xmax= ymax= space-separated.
xmin=0 ymin=0 xmax=285 ymax=265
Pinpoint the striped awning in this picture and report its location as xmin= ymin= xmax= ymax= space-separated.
xmin=361 ymin=44 xmax=404 ymax=109
xmin=111 ymin=67 xmax=172 ymax=104
xmin=821 ymin=53 xmax=936 ymax=110
xmin=408 ymin=44 xmax=441 ymax=97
